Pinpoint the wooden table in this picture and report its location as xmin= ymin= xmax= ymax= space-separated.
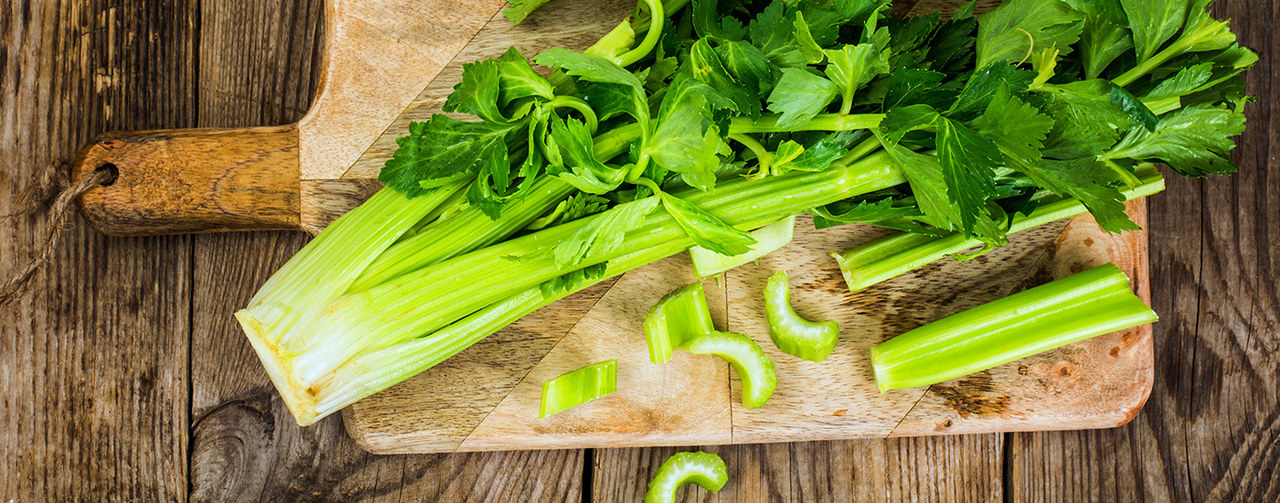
xmin=1 ymin=0 xmax=1276 ymax=500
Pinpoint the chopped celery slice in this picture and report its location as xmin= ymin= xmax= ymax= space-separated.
xmin=870 ymin=263 xmax=1158 ymax=393
xmin=643 ymin=451 xmax=728 ymax=503
xmin=682 ymin=331 xmax=777 ymax=409
xmin=763 ymin=270 xmax=839 ymax=362
xmin=689 ymin=216 xmax=795 ymax=277
xmin=834 ymin=165 xmax=1165 ymax=293
xmin=644 ymin=282 xmax=715 ymax=364
xmin=539 ymin=360 xmax=618 ymax=418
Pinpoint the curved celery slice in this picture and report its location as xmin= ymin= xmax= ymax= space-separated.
xmin=644 ymin=282 xmax=715 ymax=364
xmin=870 ymin=264 xmax=1158 ymax=393
xmin=689 ymin=216 xmax=795 ymax=277
xmin=643 ymin=451 xmax=728 ymax=503
xmin=834 ymin=165 xmax=1165 ymax=293
xmin=763 ymin=270 xmax=840 ymax=362
xmin=682 ymin=331 xmax=777 ymax=409
xmin=539 ymin=360 xmax=618 ymax=418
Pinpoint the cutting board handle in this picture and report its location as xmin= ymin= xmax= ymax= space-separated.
xmin=72 ymin=126 xmax=301 ymax=236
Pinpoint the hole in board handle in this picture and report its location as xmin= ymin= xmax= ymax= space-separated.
xmin=95 ymin=163 xmax=118 ymax=187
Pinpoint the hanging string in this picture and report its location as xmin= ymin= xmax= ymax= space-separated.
xmin=1 ymin=163 xmax=115 ymax=307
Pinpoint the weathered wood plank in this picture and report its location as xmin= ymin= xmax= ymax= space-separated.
xmin=593 ymin=436 xmax=1003 ymax=502
xmin=186 ymin=2 xmax=585 ymax=501
xmin=0 ymin=0 xmax=195 ymax=500
xmin=1010 ymin=0 xmax=1280 ymax=501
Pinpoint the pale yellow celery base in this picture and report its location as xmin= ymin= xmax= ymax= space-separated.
xmin=235 ymin=310 xmax=319 ymax=426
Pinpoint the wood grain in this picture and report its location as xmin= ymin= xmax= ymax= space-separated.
xmin=297 ymin=0 xmax=506 ymax=180
xmin=592 ymin=436 xmax=1004 ymax=502
xmin=0 ymin=0 xmax=194 ymax=500
xmin=340 ymin=0 xmax=636 ymax=180
xmin=72 ymin=126 xmax=301 ymax=235
xmin=186 ymin=2 xmax=584 ymax=501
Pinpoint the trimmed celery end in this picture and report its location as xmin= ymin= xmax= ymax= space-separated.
xmin=235 ymin=182 xmax=465 ymax=424
xmin=309 ymin=241 xmax=690 ymax=423
xmin=539 ymin=360 xmax=618 ymax=418
xmin=682 ymin=331 xmax=777 ymax=409
xmin=763 ymin=270 xmax=839 ymax=362
xmin=643 ymin=451 xmax=728 ymax=503
xmin=870 ymin=263 xmax=1158 ymax=393
xmin=644 ymin=282 xmax=714 ymax=364
xmin=835 ymin=165 xmax=1165 ymax=293
xmin=690 ymin=216 xmax=795 ymax=277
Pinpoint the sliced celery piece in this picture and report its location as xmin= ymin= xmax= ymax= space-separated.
xmin=682 ymin=331 xmax=777 ymax=409
xmin=689 ymin=216 xmax=795 ymax=277
xmin=763 ymin=270 xmax=839 ymax=362
xmin=870 ymin=263 xmax=1158 ymax=393
xmin=539 ymin=360 xmax=618 ymax=418
xmin=834 ymin=165 xmax=1165 ymax=293
xmin=644 ymin=282 xmax=715 ymax=364
xmin=643 ymin=451 xmax=728 ymax=503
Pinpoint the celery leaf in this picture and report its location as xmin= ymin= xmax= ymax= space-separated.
xmin=766 ymin=68 xmax=839 ymax=129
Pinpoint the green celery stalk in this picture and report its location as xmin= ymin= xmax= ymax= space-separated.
xmin=689 ymin=216 xmax=795 ymax=277
xmin=834 ymin=165 xmax=1165 ymax=293
xmin=348 ymin=123 xmax=646 ymax=291
xmin=301 ymin=240 xmax=690 ymax=422
xmin=267 ymin=151 xmax=904 ymax=390
xmin=539 ymin=360 xmax=618 ymax=418
xmin=682 ymin=331 xmax=777 ymax=409
xmin=238 ymin=181 xmax=466 ymax=367
xmin=762 ymin=270 xmax=840 ymax=362
xmin=644 ymin=281 xmax=715 ymax=364
xmin=870 ymin=263 xmax=1158 ymax=393
xmin=644 ymin=451 xmax=728 ymax=503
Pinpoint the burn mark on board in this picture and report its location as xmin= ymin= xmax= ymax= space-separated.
xmin=930 ymin=373 xmax=1012 ymax=418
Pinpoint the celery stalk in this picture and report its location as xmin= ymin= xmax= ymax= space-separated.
xmin=268 ymin=151 xmax=903 ymax=389
xmin=236 ymin=182 xmax=466 ymax=417
xmin=834 ymin=165 xmax=1165 ymax=293
xmin=870 ymin=263 xmax=1158 ymax=393
xmin=349 ymin=123 xmax=646 ymax=291
xmin=271 ymin=240 xmax=690 ymax=424
xmin=240 ymin=147 xmax=902 ymax=425
xmin=644 ymin=282 xmax=715 ymax=364
xmin=539 ymin=360 xmax=618 ymax=418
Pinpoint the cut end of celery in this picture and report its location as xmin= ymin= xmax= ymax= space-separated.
xmin=690 ymin=216 xmax=795 ymax=277
xmin=830 ymin=251 xmax=861 ymax=293
xmin=236 ymin=310 xmax=318 ymax=426
xmin=868 ymin=345 xmax=891 ymax=395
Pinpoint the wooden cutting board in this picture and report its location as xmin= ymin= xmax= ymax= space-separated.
xmin=67 ymin=0 xmax=1153 ymax=454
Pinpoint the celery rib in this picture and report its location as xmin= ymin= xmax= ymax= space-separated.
xmin=870 ymin=263 xmax=1158 ymax=393
xmin=834 ymin=165 xmax=1165 ymax=293
xmin=289 ymin=152 xmax=904 ymax=388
